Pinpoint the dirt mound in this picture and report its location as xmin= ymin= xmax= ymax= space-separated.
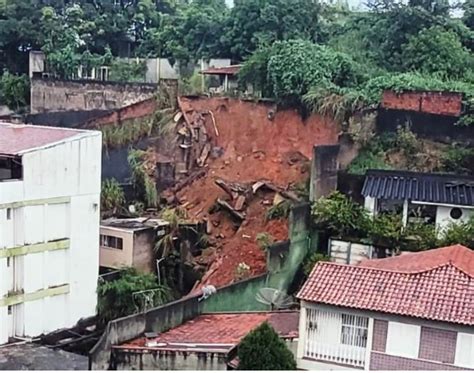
xmin=162 ymin=96 xmax=339 ymax=290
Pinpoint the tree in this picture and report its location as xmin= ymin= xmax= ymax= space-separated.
xmin=401 ymin=26 xmax=472 ymax=79
xmin=224 ymin=0 xmax=323 ymax=60
xmin=237 ymin=322 xmax=297 ymax=370
xmin=0 ymin=71 xmax=30 ymax=110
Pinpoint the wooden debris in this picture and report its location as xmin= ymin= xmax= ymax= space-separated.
xmin=207 ymin=110 xmax=219 ymax=136
xmin=234 ymin=195 xmax=246 ymax=211
xmin=197 ymin=142 xmax=211 ymax=167
xmin=169 ymin=169 xmax=206 ymax=193
xmin=217 ymin=198 xmax=245 ymax=221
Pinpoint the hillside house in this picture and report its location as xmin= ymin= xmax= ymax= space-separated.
xmin=0 ymin=123 xmax=101 ymax=344
xmin=200 ymin=65 xmax=242 ymax=94
xmin=296 ymin=244 xmax=474 ymax=370
xmin=111 ymin=311 xmax=299 ymax=370
xmin=362 ymin=170 xmax=474 ymax=232
xmin=100 ymin=218 xmax=168 ymax=273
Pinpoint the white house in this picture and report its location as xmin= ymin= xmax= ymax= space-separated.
xmin=0 ymin=122 xmax=102 ymax=344
xmin=362 ymin=169 xmax=474 ymax=232
xmin=296 ymin=244 xmax=474 ymax=370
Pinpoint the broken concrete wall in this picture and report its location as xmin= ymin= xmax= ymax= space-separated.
xmin=309 ymin=145 xmax=340 ymax=202
xmin=377 ymin=109 xmax=474 ymax=145
xmin=89 ymin=295 xmax=201 ymax=370
xmin=31 ymin=77 xmax=158 ymax=113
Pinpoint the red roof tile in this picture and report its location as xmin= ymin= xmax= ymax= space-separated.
xmin=200 ymin=65 xmax=242 ymax=76
xmin=0 ymin=123 xmax=86 ymax=156
xmin=297 ymin=245 xmax=474 ymax=326
xmin=116 ymin=311 xmax=299 ymax=351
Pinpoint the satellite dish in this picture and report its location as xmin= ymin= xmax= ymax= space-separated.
xmin=256 ymin=288 xmax=294 ymax=310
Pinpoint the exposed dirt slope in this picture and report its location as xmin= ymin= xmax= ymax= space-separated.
xmin=166 ymin=96 xmax=339 ymax=289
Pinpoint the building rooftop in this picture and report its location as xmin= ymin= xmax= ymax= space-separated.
xmin=200 ymin=65 xmax=242 ymax=76
xmin=0 ymin=122 xmax=92 ymax=156
xmin=114 ymin=311 xmax=299 ymax=353
xmin=101 ymin=217 xmax=169 ymax=231
xmin=362 ymin=169 xmax=474 ymax=206
xmin=297 ymin=245 xmax=474 ymax=326
xmin=0 ymin=343 xmax=88 ymax=370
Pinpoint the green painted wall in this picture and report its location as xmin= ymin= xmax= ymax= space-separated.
xmin=203 ymin=202 xmax=315 ymax=313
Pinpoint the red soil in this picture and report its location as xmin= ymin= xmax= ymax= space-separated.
xmin=173 ymin=96 xmax=339 ymax=289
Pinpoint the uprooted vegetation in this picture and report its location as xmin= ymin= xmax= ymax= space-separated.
xmin=347 ymin=125 xmax=474 ymax=176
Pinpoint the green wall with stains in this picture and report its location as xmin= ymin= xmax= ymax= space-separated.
xmin=202 ymin=202 xmax=317 ymax=312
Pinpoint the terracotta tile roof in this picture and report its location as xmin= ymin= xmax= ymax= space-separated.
xmin=0 ymin=122 xmax=87 ymax=156
xmin=116 ymin=311 xmax=299 ymax=352
xmin=200 ymin=65 xmax=242 ymax=76
xmin=297 ymin=245 xmax=474 ymax=326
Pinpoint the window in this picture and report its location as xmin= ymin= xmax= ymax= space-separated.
xmin=450 ymin=208 xmax=463 ymax=220
xmin=303 ymin=308 xmax=369 ymax=367
xmin=341 ymin=314 xmax=369 ymax=347
xmin=386 ymin=322 xmax=420 ymax=359
xmin=100 ymin=235 xmax=123 ymax=250
xmin=455 ymin=333 xmax=474 ymax=368
xmin=7 ymin=306 xmax=12 ymax=315
xmin=6 ymin=208 xmax=11 ymax=220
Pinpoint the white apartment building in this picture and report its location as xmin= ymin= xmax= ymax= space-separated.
xmin=0 ymin=122 xmax=102 ymax=344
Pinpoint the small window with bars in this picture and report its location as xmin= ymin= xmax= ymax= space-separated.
xmin=341 ymin=314 xmax=369 ymax=347
xmin=100 ymin=234 xmax=123 ymax=250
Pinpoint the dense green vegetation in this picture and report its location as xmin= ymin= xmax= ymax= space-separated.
xmin=312 ymin=192 xmax=474 ymax=250
xmin=1 ymin=0 xmax=472 ymax=117
xmin=97 ymin=267 xmax=171 ymax=324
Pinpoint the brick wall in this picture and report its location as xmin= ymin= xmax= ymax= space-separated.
xmin=370 ymin=319 xmax=462 ymax=370
xmin=31 ymin=77 xmax=158 ymax=113
xmin=85 ymin=98 xmax=158 ymax=128
xmin=381 ymin=90 xmax=463 ymax=116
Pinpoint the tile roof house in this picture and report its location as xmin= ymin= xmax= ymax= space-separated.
xmin=200 ymin=65 xmax=242 ymax=95
xmin=112 ymin=311 xmax=299 ymax=370
xmin=362 ymin=169 xmax=474 ymax=233
xmin=296 ymin=245 xmax=474 ymax=370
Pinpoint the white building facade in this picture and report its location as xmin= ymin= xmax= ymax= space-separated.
xmin=0 ymin=123 xmax=102 ymax=344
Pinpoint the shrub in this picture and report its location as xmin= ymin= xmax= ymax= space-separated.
xmin=266 ymin=200 xmax=292 ymax=220
xmin=237 ymin=322 xmax=297 ymax=370
xmin=302 ymin=252 xmax=329 ymax=276
xmin=368 ymin=213 xmax=404 ymax=247
xmin=235 ymin=262 xmax=251 ymax=280
xmin=440 ymin=145 xmax=474 ymax=175
xmin=128 ymin=149 xmax=158 ymax=207
xmin=101 ymin=178 xmax=125 ymax=214
xmin=109 ymin=59 xmax=147 ymax=82
xmin=439 ymin=217 xmax=474 ymax=248
xmin=311 ymin=191 xmax=370 ymax=238
xmin=400 ymin=222 xmax=439 ymax=251
xmin=97 ymin=268 xmax=171 ymax=324
xmin=256 ymin=232 xmax=275 ymax=250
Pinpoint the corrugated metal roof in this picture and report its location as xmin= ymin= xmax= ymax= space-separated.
xmin=200 ymin=65 xmax=242 ymax=76
xmin=362 ymin=169 xmax=474 ymax=206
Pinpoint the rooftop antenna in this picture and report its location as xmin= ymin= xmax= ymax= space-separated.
xmin=256 ymin=288 xmax=294 ymax=311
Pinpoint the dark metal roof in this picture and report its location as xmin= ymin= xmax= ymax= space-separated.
xmin=362 ymin=170 xmax=474 ymax=206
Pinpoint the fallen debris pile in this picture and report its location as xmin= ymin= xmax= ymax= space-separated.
xmin=144 ymin=96 xmax=338 ymax=289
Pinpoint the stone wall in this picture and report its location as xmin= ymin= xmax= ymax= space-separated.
xmin=31 ymin=77 xmax=158 ymax=113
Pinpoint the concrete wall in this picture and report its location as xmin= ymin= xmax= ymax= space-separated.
xmin=0 ymin=131 xmax=101 ymax=344
xmin=90 ymin=295 xmax=201 ymax=370
xmin=30 ymin=78 xmax=157 ymax=113
xmin=435 ymin=205 xmax=474 ymax=232
xmin=113 ymin=349 xmax=227 ymax=370
xmin=310 ymin=145 xmax=340 ymax=202
xmin=132 ymin=229 xmax=156 ymax=273
xmin=99 ymin=227 xmax=134 ymax=270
